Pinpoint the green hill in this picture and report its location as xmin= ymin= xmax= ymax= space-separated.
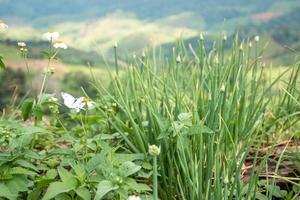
xmin=0 ymin=0 xmax=299 ymax=64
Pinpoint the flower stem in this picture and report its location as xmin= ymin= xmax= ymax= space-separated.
xmin=153 ymin=156 xmax=158 ymax=200
xmin=114 ymin=46 xmax=119 ymax=75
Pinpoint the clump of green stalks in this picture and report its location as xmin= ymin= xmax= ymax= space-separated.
xmin=94 ymin=35 xmax=300 ymax=199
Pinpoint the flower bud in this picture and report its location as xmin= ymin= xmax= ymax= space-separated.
xmin=199 ymin=33 xmax=204 ymax=41
xmin=149 ymin=144 xmax=160 ymax=156
xmin=176 ymin=55 xmax=181 ymax=63
xmin=220 ymin=84 xmax=226 ymax=92
xmin=249 ymin=42 xmax=252 ymax=48
xmin=114 ymin=41 xmax=118 ymax=48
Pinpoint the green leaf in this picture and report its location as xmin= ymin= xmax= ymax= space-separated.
xmin=46 ymin=169 xmax=58 ymax=179
xmin=75 ymin=187 xmax=91 ymax=200
xmin=6 ymin=175 xmax=30 ymax=193
xmin=41 ymin=51 xmax=51 ymax=59
xmin=42 ymin=179 xmax=77 ymax=200
xmin=10 ymin=134 xmax=33 ymax=149
xmin=184 ymin=124 xmax=214 ymax=136
xmin=125 ymin=178 xmax=151 ymax=192
xmin=94 ymin=180 xmax=118 ymax=200
xmin=119 ymin=161 xmax=141 ymax=177
xmin=27 ymin=188 xmax=42 ymax=200
xmin=265 ymin=185 xmax=287 ymax=198
xmin=255 ymin=192 xmax=268 ymax=200
xmin=33 ymin=105 xmax=43 ymax=121
xmin=86 ymin=155 xmax=101 ymax=173
xmin=112 ymin=153 xmax=144 ymax=164
xmin=21 ymin=98 xmax=34 ymax=121
xmin=58 ymin=167 xmax=75 ymax=182
xmin=11 ymin=167 xmax=37 ymax=176
xmin=54 ymin=193 xmax=72 ymax=200
xmin=0 ymin=183 xmax=17 ymax=200
xmin=15 ymin=160 xmax=38 ymax=172
xmin=22 ymin=126 xmax=48 ymax=134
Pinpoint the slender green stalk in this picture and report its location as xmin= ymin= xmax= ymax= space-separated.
xmin=114 ymin=45 xmax=119 ymax=75
xmin=153 ymin=156 xmax=158 ymax=200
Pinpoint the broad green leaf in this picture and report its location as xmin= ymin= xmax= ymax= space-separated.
xmin=46 ymin=169 xmax=58 ymax=179
xmin=54 ymin=193 xmax=72 ymax=200
xmin=75 ymin=187 xmax=91 ymax=200
xmin=0 ymin=183 xmax=17 ymax=200
xmin=11 ymin=167 xmax=37 ymax=176
xmin=22 ymin=126 xmax=48 ymax=134
xmin=94 ymin=180 xmax=118 ymax=200
xmin=119 ymin=161 xmax=141 ymax=177
xmin=112 ymin=153 xmax=144 ymax=164
xmin=125 ymin=178 xmax=151 ymax=192
xmin=21 ymin=98 xmax=34 ymax=121
xmin=27 ymin=188 xmax=41 ymax=200
xmin=6 ymin=175 xmax=30 ymax=193
xmin=265 ymin=185 xmax=287 ymax=198
xmin=58 ymin=167 xmax=75 ymax=182
xmin=10 ymin=134 xmax=33 ymax=149
xmin=15 ymin=160 xmax=38 ymax=172
xmin=255 ymin=192 xmax=268 ymax=200
xmin=86 ymin=155 xmax=101 ymax=173
xmin=42 ymin=179 xmax=77 ymax=200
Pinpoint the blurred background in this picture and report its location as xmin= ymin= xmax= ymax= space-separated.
xmin=0 ymin=0 xmax=300 ymax=108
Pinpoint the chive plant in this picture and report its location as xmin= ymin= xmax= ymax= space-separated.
xmin=94 ymin=35 xmax=300 ymax=200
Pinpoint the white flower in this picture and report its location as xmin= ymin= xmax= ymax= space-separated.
xmin=53 ymin=40 xmax=68 ymax=49
xmin=127 ymin=195 xmax=141 ymax=200
xmin=254 ymin=35 xmax=259 ymax=42
xmin=61 ymin=92 xmax=93 ymax=113
xmin=17 ymin=42 xmax=26 ymax=47
xmin=0 ymin=20 xmax=8 ymax=30
xmin=43 ymin=31 xmax=59 ymax=41
xmin=223 ymin=35 xmax=227 ymax=41
xmin=148 ymin=144 xmax=161 ymax=156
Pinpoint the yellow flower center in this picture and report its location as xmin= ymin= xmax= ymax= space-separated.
xmin=83 ymin=97 xmax=90 ymax=103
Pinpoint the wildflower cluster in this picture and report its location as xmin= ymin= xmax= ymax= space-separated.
xmin=17 ymin=42 xmax=28 ymax=53
xmin=43 ymin=30 xmax=68 ymax=49
xmin=48 ymin=97 xmax=59 ymax=114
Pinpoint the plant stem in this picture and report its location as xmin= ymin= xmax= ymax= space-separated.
xmin=153 ymin=156 xmax=158 ymax=200
xmin=114 ymin=46 xmax=119 ymax=75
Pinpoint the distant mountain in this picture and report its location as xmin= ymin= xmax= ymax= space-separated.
xmin=1 ymin=0 xmax=298 ymax=27
xmin=0 ymin=0 xmax=299 ymax=65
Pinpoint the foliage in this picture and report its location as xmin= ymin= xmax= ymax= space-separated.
xmin=0 ymin=36 xmax=299 ymax=200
